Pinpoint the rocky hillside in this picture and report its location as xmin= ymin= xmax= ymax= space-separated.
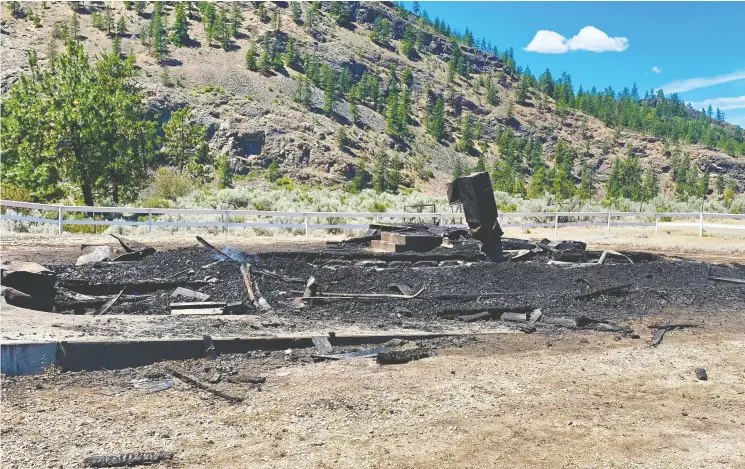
xmin=2 ymin=1 xmax=744 ymax=196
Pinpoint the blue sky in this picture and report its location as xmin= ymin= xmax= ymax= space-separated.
xmin=405 ymin=2 xmax=745 ymax=127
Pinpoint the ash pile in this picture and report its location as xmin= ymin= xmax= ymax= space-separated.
xmin=2 ymin=180 xmax=743 ymax=335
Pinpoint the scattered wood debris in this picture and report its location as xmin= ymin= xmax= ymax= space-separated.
xmin=93 ymin=287 xmax=126 ymax=316
xmin=312 ymin=336 xmax=333 ymax=355
xmin=708 ymin=276 xmax=745 ymax=285
xmin=76 ymin=246 xmax=111 ymax=265
xmin=575 ymin=284 xmax=632 ymax=300
xmin=203 ymin=335 xmax=217 ymax=361
xmin=651 ymin=328 xmax=667 ymax=346
xmin=376 ymin=348 xmax=431 ymax=365
xmin=166 ymin=367 xmax=243 ymax=403
xmin=83 ymin=451 xmax=175 ymax=468
xmin=170 ymin=287 xmax=210 ymax=301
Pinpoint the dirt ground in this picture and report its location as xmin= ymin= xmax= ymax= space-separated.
xmin=2 ymin=225 xmax=745 ymax=265
xmin=2 ymin=319 xmax=745 ymax=469
xmin=2 ymin=232 xmax=745 ymax=468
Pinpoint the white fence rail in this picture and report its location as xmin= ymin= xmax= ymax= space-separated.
xmin=2 ymin=200 xmax=744 ymax=237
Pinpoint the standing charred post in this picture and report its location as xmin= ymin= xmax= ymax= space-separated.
xmin=447 ymin=172 xmax=504 ymax=262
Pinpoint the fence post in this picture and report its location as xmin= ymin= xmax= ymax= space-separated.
xmin=225 ymin=210 xmax=230 ymax=234
xmin=304 ymin=216 xmax=309 ymax=237
xmin=148 ymin=209 xmax=153 ymax=233
xmin=654 ymin=214 xmax=659 ymax=235
xmin=439 ymin=213 xmax=444 ymax=226
xmin=553 ymin=213 xmax=558 ymax=237
xmin=57 ymin=206 xmax=63 ymax=235
xmin=606 ymin=212 xmax=611 ymax=236
xmin=699 ymin=212 xmax=704 ymax=237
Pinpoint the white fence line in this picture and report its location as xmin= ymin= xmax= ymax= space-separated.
xmin=1 ymin=200 xmax=744 ymax=237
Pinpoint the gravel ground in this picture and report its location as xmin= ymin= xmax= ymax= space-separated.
xmin=3 ymin=317 xmax=744 ymax=469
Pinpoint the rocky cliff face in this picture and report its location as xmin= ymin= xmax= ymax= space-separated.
xmin=2 ymin=1 xmax=743 ymax=194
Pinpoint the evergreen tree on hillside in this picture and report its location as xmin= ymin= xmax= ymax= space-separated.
xmin=373 ymin=151 xmax=388 ymax=193
xmin=516 ymin=77 xmax=530 ymax=105
xmin=117 ymin=16 xmax=128 ymax=37
xmin=552 ymin=141 xmax=576 ymax=199
xmin=162 ymin=108 xmax=208 ymax=172
xmin=642 ymin=169 xmax=659 ymax=201
xmin=150 ymin=5 xmax=168 ymax=60
xmin=429 ymin=97 xmax=445 ymax=141
xmin=607 ymin=148 xmax=644 ymax=201
xmin=455 ymin=113 xmax=474 ymax=154
xmin=291 ymin=2 xmax=302 ymax=23
xmin=538 ymin=69 xmax=555 ymax=96
xmin=229 ymin=3 xmax=243 ymax=38
xmin=171 ymin=3 xmax=190 ymax=46
xmin=245 ymin=42 xmax=258 ymax=71
xmin=577 ymin=163 xmax=595 ymax=200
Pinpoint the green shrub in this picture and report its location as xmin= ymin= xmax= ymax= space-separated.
xmin=370 ymin=201 xmax=388 ymax=212
xmin=142 ymin=167 xmax=197 ymax=202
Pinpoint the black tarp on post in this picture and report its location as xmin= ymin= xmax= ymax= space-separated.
xmin=447 ymin=172 xmax=504 ymax=262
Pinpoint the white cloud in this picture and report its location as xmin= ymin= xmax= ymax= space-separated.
xmin=524 ymin=26 xmax=628 ymax=54
xmin=524 ymin=30 xmax=569 ymax=54
xmin=659 ymin=70 xmax=745 ymax=94
xmin=690 ymin=96 xmax=745 ymax=111
xmin=652 ymin=66 xmax=662 ymax=74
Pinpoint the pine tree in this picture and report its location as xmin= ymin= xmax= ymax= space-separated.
xmin=697 ymin=170 xmax=710 ymax=198
xmin=150 ymin=5 xmax=168 ymax=60
xmin=215 ymin=7 xmax=231 ymax=50
xmin=271 ymin=8 xmax=281 ymax=33
xmin=336 ymin=126 xmax=348 ymax=151
xmin=292 ymin=76 xmax=312 ymax=108
xmin=323 ymin=69 xmax=336 ymax=116
xmin=707 ymin=104 xmax=713 ymax=118
xmin=245 ymin=42 xmax=258 ymax=71
xmin=229 ymin=3 xmax=243 ymax=38
xmin=117 ymin=15 xmax=127 ymax=37
xmin=642 ymin=169 xmax=658 ymax=201
xmin=516 ymin=77 xmax=530 ymax=105
xmin=388 ymin=154 xmax=401 ymax=193
xmin=385 ymin=93 xmax=399 ymax=137
xmin=552 ymin=141 xmax=576 ymax=199
xmin=171 ymin=3 xmax=189 ymax=46
xmin=452 ymin=157 xmax=467 ymax=181
xmin=112 ymin=35 xmax=121 ymax=56
xmin=104 ymin=5 xmax=115 ymax=36
xmin=529 ymin=166 xmax=549 ymax=198
xmin=723 ymin=183 xmax=736 ymax=208
xmin=70 ymin=11 xmax=79 ymax=40
xmin=216 ymin=154 xmax=233 ymax=189
xmin=291 ymin=2 xmax=302 ymax=23
xmin=412 ymin=1 xmax=421 ymax=16
xmin=267 ymin=159 xmax=281 ymax=182
xmin=715 ymin=174 xmax=725 ymax=196
xmin=47 ymin=36 xmax=58 ymax=61
xmin=305 ymin=2 xmax=317 ymax=32
xmin=162 ymin=108 xmax=208 ymax=171
xmin=373 ymin=152 xmax=388 ymax=193
xmin=577 ymin=163 xmax=595 ymax=200
xmin=486 ymin=77 xmax=499 ymax=106
xmin=455 ymin=113 xmax=474 ymax=154
xmin=429 ymin=97 xmax=445 ymax=140
xmin=258 ymin=45 xmax=271 ymax=73
xmin=474 ymin=154 xmax=486 ymax=173
xmin=331 ymin=2 xmax=349 ymax=26
xmin=396 ymin=88 xmax=410 ymax=137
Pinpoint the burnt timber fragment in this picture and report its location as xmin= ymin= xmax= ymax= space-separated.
xmin=447 ymin=171 xmax=504 ymax=262
xmin=83 ymin=451 xmax=175 ymax=468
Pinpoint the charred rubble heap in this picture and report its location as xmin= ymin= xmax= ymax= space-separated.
xmin=2 ymin=228 xmax=744 ymax=334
